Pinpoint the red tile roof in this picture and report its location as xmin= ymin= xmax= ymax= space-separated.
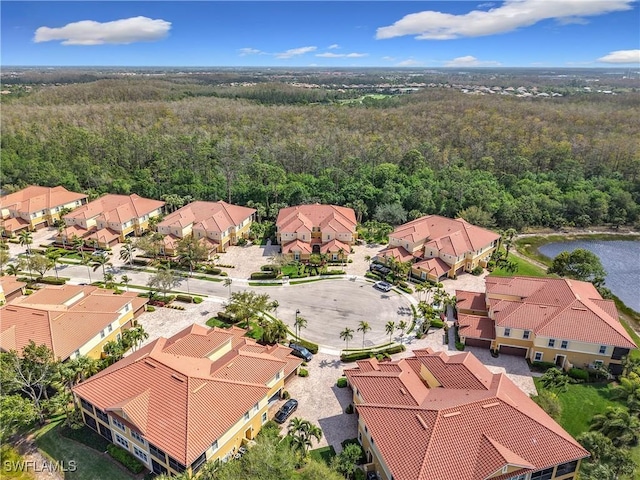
xmin=456 ymin=290 xmax=488 ymax=312
xmin=157 ymin=201 xmax=255 ymax=234
xmin=64 ymin=194 xmax=164 ymax=225
xmin=1 ymin=185 xmax=87 ymax=214
xmin=276 ymin=204 xmax=356 ymax=235
xmin=1 ymin=217 xmax=30 ymax=232
xmin=320 ymin=239 xmax=350 ymax=254
xmin=486 ymin=276 xmax=636 ymax=349
xmin=413 ymin=257 xmax=451 ymax=278
xmin=73 ymin=324 xmax=302 ymax=466
xmin=0 ymin=276 xmax=26 ymax=298
xmin=377 ymin=246 xmax=416 ymax=263
xmin=390 ymin=215 xmax=500 ymax=257
xmin=345 ymin=349 xmax=588 ymax=480
xmin=281 ymin=239 xmax=312 ymax=254
xmin=458 ymin=314 xmax=496 ymax=340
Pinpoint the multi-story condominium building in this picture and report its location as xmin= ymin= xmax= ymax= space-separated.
xmin=457 ymin=276 xmax=637 ymax=375
xmin=0 ymin=185 xmax=88 ymax=235
xmin=345 ymin=349 xmax=589 ymax=480
xmin=0 ymin=276 xmax=26 ymax=305
xmin=0 ymin=284 xmax=147 ymax=360
xmin=276 ymin=204 xmax=357 ymax=262
xmin=379 ymin=215 xmax=500 ymax=281
xmin=156 ymin=201 xmax=256 ymax=254
xmin=61 ymin=194 xmax=165 ymax=247
xmin=73 ymin=324 xmax=303 ymax=476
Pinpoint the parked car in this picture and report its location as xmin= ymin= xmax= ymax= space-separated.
xmin=370 ymin=263 xmax=391 ymax=275
xmin=93 ymin=250 xmax=109 ymax=257
xmin=274 ymin=399 xmax=298 ymax=424
xmin=289 ymin=343 xmax=313 ymax=362
xmin=373 ymin=281 xmax=393 ymax=292
xmin=367 ymin=472 xmax=381 ymax=480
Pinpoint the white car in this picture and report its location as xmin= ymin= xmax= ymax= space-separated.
xmin=373 ymin=281 xmax=393 ymax=292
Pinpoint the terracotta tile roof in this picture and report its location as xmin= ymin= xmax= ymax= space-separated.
xmin=1 ymin=185 xmax=87 ymax=214
xmin=347 ymin=349 xmax=588 ymax=480
xmin=64 ymin=194 xmax=164 ymax=225
xmin=73 ymin=325 xmax=302 ymax=466
xmin=1 ymin=286 xmax=145 ymax=360
xmin=281 ymin=239 xmax=312 ymax=254
xmin=276 ymin=204 xmax=357 ymax=235
xmin=390 ymin=215 xmax=500 ymax=257
xmin=1 ymin=217 xmax=30 ymax=232
xmin=320 ymin=239 xmax=350 ymax=254
xmin=84 ymin=227 xmax=120 ymax=243
xmin=158 ymin=201 xmax=255 ymax=234
xmin=377 ymin=246 xmax=415 ymax=263
xmin=1 ymin=276 xmax=27 ymax=298
xmin=413 ymin=257 xmax=451 ymax=277
xmin=456 ymin=290 xmax=487 ymax=312
xmin=58 ymin=224 xmax=90 ymax=239
xmin=458 ymin=315 xmax=496 ymax=340
xmin=486 ymin=276 xmax=636 ymax=349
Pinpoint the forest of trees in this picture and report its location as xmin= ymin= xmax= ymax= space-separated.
xmin=2 ymin=78 xmax=639 ymax=230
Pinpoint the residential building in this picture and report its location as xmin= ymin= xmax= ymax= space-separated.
xmin=345 ymin=349 xmax=588 ymax=480
xmin=0 ymin=185 xmax=88 ymax=235
xmin=457 ymin=276 xmax=637 ymax=374
xmin=73 ymin=324 xmax=303 ymax=476
xmin=379 ymin=215 xmax=500 ymax=281
xmin=0 ymin=275 xmax=26 ymax=305
xmin=0 ymin=284 xmax=147 ymax=360
xmin=61 ymin=194 xmax=165 ymax=247
xmin=276 ymin=204 xmax=357 ymax=262
xmin=156 ymin=201 xmax=256 ymax=254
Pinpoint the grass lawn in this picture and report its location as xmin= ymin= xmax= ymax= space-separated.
xmin=0 ymin=445 xmax=35 ymax=480
xmin=309 ymin=445 xmax=336 ymax=466
xmin=533 ymin=379 xmax=623 ymax=437
xmin=206 ymin=316 xmax=230 ymax=328
xmin=490 ymin=254 xmax=547 ymax=278
xmin=34 ymin=416 xmax=134 ymax=480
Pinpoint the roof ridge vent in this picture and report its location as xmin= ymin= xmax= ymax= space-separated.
xmin=192 ymin=383 xmax=207 ymax=394
xmin=443 ymin=411 xmax=461 ymax=418
xmin=416 ymin=414 xmax=429 ymax=430
xmin=143 ymin=360 xmax=156 ymax=368
xmin=482 ymin=402 xmax=500 ymax=409
xmin=570 ymin=307 xmax=588 ymax=311
xmin=171 ymin=374 xmax=185 ymax=383
xmin=400 ymin=388 xmax=407 ymax=395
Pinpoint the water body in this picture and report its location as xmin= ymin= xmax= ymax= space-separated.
xmin=538 ymin=240 xmax=640 ymax=312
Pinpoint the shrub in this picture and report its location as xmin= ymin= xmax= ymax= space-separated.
xmin=568 ymin=368 xmax=589 ymax=381
xmin=250 ymin=271 xmax=277 ymax=280
xmin=531 ymin=361 xmax=558 ymax=372
xmin=25 ymin=289 xmax=34 ymax=295
xmin=336 ymin=377 xmax=348 ymax=388
xmin=471 ymin=266 xmax=484 ymax=276
xmin=348 ymin=259 xmax=353 ymax=263
xmin=298 ymin=368 xmax=309 ymax=377
xmin=38 ymin=276 xmax=66 ymax=285
xmin=365 ymin=271 xmax=383 ymax=281
xmin=146 ymin=306 xmax=156 ymax=312
xmin=175 ymin=294 xmax=193 ymax=303
xmin=398 ymin=280 xmax=408 ymax=288
xmin=345 ymin=404 xmax=354 ymax=414
xmin=398 ymin=285 xmax=413 ymax=294
xmin=455 ymin=341 xmax=465 ymax=351
xmin=340 ymin=344 xmax=405 ymax=362
xmin=205 ymin=266 xmax=222 ymax=275
xmin=132 ymin=258 xmax=150 ymax=266
xmin=220 ymin=271 xmax=228 ymax=276
xmin=281 ymin=390 xmax=290 ymax=400
xmin=531 ymin=390 xmax=562 ymax=420
xmin=296 ymin=339 xmax=319 ymax=354
xmin=261 ymin=265 xmax=277 ymax=271
xmin=324 ymin=270 xmax=345 ymax=275
xmin=167 ymin=305 xmax=185 ymax=310
xmin=216 ymin=311 xmax=235 ymax=324
xmin=193 ymin=296 xmax=203 ymax=304
xmin=430 ymin=319 xmax=445 ymax=329
xmin=107 ymin=444 xmax=145 ymax=474
xmin=354 ymin=470 xmax=366 ymax=480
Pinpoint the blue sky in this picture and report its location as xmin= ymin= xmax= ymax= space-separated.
xmin=2 ymin=1 xmax=639 ymax=67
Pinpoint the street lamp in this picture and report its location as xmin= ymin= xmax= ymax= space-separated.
xmin=295 ymin=309 xmax=300 ymax=340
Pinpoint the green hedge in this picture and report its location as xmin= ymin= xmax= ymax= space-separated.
xmin=324 ymin=270 xmax=345 ymax=275
xmin=261 ymin=265 xmax=277 ymax=271
xmin=298 ymin=368 xmax=309 ymax=377
xmin=398 ymin=285 xmax=413 ymax=294
xmin=132 ymin=258 xmax=150 ymax=266
xmin=38 ymin=276 xmax=66 ymax=285
xmin=340 ymin=344 xmax=406 ymax=362
xmin=175 ymin=294 xmax=193 ymax=303
xmin=430 ymin=319 xmax=445 ymax=329
xmin=216 ymin=311 xmax=236 ymax=325
xmin=250 ymin=271 xmax=277 ymax=280
xmin=106 ymin=444 xmax=145 ymax=474
xmin=204 ymin=266 xmax=222 ymax=275
xmin=193 ymin=297 xmax=203 ymax=304
xmin=295 ymin=338 xmax=319 ymax=354
xmin=568 ymin=368 xmax=589 ymax=381
xmin=336 ymin=377 xmax=348 ymax=388
xmin=530 ymin=361 xmax=558 ymax=372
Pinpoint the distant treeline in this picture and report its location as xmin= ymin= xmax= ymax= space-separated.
xmin=2 ymin=79 xmax=639 ymax=230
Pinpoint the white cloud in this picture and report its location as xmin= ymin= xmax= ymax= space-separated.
xmin=444 ymin=55 xmax=501 ymax=67
xmin=597 ymin=49 xmax=640 ymax=64
xmin=382 ymin=56 xmax=396 ymax=62
xmin=328 ymin=44 xmax=340 ymax=49
xmin=316 ymin=52 xmax=368 ymax=58
xmin=396 ymin=59 xmax=422 ymax=67
xmin=238 ymin=48 xmax=264 ymax=56
xmin=376 ymin=0 xmax=633 ymax=40
xmin=274 ymin=46 xmax=317 ymax=59
xmin=34 ymin=16 xmax=171 ymax=45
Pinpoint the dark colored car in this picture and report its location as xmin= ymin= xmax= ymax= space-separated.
xmin=289 ymin=343 xmax=313 ymax=362
xmin=366 ymin=472 xmax=380 ymax=480
xmin=370 ymin=263 xmax=391 ymax=275
xmin=373 ymin=281 xmax=393 ymax=292
xmin=274 ymin=399 xmax=298 ymax=424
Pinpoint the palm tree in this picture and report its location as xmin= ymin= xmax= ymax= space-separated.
xmin=121 ymin=274 xmax=131 ymax=291
xmin=104 ymin=272 xmax=115 ymax=289
xmin=72 ymin=235 xmax=85 ymax=253
xmin=92 ymin=255 xmax=113 ymax=284
xmin=5 ymin=264 xmax=20 ymax=276
xmin=385 ymin=321 xmax=396 ymax=342
xmin=46 ymin=251 xmax=62 ymax=279
xmin=18 ymin=230 xmax=33 ymax=256
xmin=123 ymin=325 xmax=149 ymax=351
xmin=79 ymin=252 xmax=93 ymax=283
xmin=287 ymin=418 xmax=323 ymax=455
xmin=119 ymin=241 xmax=136 ymax=267
xmin=270 ymin=300 xmax=279 ymax=319
xmin=591 ymin=407 xmax=640 ymax=447
xmin=294 ymin=315 xmax=308 ymax=341
xmin=57 ymin=222 xmax=67 ymax=248
xmin=364 ymin=255 xmax=371 ymax=267
xmin=503 ymin=228 xmax=517 ymax=258
xmin=357 ymin=321 xmax=371 ymax=348
xmin=397 ymin=320 xmax=408 ymax=345
xmin=340 ymin=327 xmax=354 ymax=349
xmin=223 ymin=277 xmax=233 ymax=298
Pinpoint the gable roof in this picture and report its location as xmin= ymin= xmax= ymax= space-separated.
xmin=1 ymin=286 xmax=145 ymax=360
xmin=486 ymin=277 xmax=636 ymax=349
xmin=73 ymin=324 xmax=302 ymax=466
xmin=390 ymin=215 xmax=500 ymax=256
xmin=345 ymin=349 xmax=588 ymax=480
xmin=157 ymin=201 xmax=256 ymax=234
xmin=0 ymin=276 xmax=27 ymax=298
xmin=64 ymin=194 xmax=164 ymax=225
xmin=276 ymin=204 xmax=356 ymax=234
xmin=1 ymin=185 xmax=87 ymax=214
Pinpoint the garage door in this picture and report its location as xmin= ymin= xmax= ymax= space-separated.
xmin=465 ymin=338 xmax=492 ymax=349
xmin=499 ymin=345 xmax=528 ymax=357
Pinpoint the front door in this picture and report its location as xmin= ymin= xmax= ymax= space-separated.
xmin=245 ymin=427 xmax=253 ymax=440
xmin=312 ymin=244 xmax=320 ymax=254
xmin=555 ymin=355 xmax=566 ymax=368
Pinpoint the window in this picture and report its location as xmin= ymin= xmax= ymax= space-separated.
xmin=212 ymin=440 xmax=218 ymax=451
xmin=253 ymin=403 xmax=259 ymax=413
xmin=262 ymin=412 xmax=267 ymax=424
xmin=548 ymin=339 xmax=556 ymax=348
xmin=84 ymin=414 xmax=97 ymax=431
xmin=534 ymin=352 xmax=543 ymax=362
xmin=111 ymin=417 xmax=126 ymax=432
xmin=561 ymin=340 xmax=568 ymax=349
xmin=531 ymin=467 xmax=554 ymax=480
xmin=556 ymin=460 xmax=578 ymax=476
xmin=96 ymin=409 xmax=109 ymax=423
xmin=244 ymin=412 xmax=250 ymax=421
xmin=168 ymin=457 xmax=186 ymax=473
xmin=100 ymin=330 xmax=105 ymax=339
xmin=74 ymin=349 xmax=80 ymax=358
xmin=115 ymin=433 xmax=129 ymax=450
xmin=131 ymin=430 xmax=145 ymax=445
xmin=504 ymin=328 xmax=511 ymax=337
xmin=276 ymin=371 xmax=281 ymax=380
xmin=599 ymin=345 xmax=607 ymax=355
xmin=98 ymin=423 xmax=112 ymax=442
xmin=507 ymin=475 xmax=527 ymax=480
xmin=108 ymin=324 xmax=113 ymax=333
xmin=149 ymin=443 xmax=166 ymax=463
xmin=523 ymin=330 xmax=530 ymax=340
xmin=80 ymin=398 xmax=94 ymax=414
xmin=133 ymin=446 xmax=148 ymax=464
